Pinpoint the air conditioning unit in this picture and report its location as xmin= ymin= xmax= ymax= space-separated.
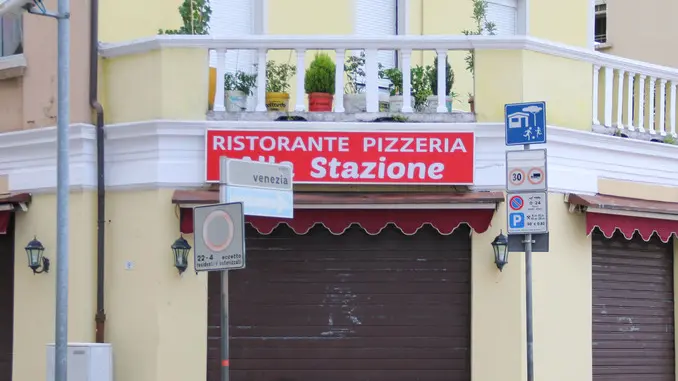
xmin=46 ymin=343 xmax=113 ymax=381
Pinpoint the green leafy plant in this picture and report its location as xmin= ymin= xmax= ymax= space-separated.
xmin=411 ymin=66 xmax=432 ymax=111
xmin=224 ymin=71 xmax=257 ymax=96
xmin=344 ymin=51 xmax=386 ymax=94
xmin=663 ymin=135 xmax=677 ymax=145
xmin=382 ymin=68 xmax=403 ymax=96
xmin=304 ymin=53 xmax=336 ymax=94
xmin=158 ymin=0 xmax=212 ymax=35
xmin=461 ymin=0 xmax=496 ymax=75
xmin=266 ymin=61 xmax=296 ymax=93
xmin=427 ymin=56 xmax=455 ymax=96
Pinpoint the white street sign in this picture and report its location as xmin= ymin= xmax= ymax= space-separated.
xmin=193 ymin=202 xmax=246 ymax=271
xmin=507 ymin=192 xmax=548 ymax=235
xmin=221 ymin=157 xmax=294 ymax=218
xmin=506 ymin=149 xmax=547 ymax=192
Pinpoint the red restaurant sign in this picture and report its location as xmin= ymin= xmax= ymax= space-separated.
xmin=205 ymin=129 xmax=475 ymax=185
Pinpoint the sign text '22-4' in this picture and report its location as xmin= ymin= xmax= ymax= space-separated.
xmin=205 ymin=130 xmax=476 ymax=185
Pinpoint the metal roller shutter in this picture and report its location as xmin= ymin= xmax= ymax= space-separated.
xmin=0 ymin=216 xmax=13 ymax=381
xmin=207 ymin=224 xmax=472 ymax=381
xmin=354 ymin=0 xmax=397 ymax=89
xmin=592 ymin=230 xmax=675 ymax=381
xmin=486 ymin=0 xmax=517 ymax=35
xmin=209 ymin=0 xmax=256 ymax=73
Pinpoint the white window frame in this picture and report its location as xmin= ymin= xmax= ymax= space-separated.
xmin=0 ymin=13 xmax=22 ymax=58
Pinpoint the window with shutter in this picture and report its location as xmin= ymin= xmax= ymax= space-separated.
xmin=354 ymin=0 xmax=397 ymax=89
xmin=0 ymin=14 xmax=22 ymax=57
xmin=209 ymin=0 xmax=256 ymax=74
xmin=486 ymin=0 xmax=518 ymax=35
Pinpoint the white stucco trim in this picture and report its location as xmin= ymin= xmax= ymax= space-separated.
xmin=1 ymin=120 xmax=678 ymax=196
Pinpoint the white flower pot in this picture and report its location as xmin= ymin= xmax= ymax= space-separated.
xmin=425 ymin=95 xmax=453 ymax=113
xmin=389 ymin=95 xmax=416 ymax=112
xmin=344 ymin=93 xmax=366 ymax=113
xmin=225 ymin=90 xmax=248 ymax=113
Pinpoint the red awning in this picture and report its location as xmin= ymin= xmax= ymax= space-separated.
xmin=173 ymin=190 xmax=503 ymax=236
xmin=567 ymin=193 xmax=678 ymax=243
xmin=0 ymin=211 xmax=8 ymax=235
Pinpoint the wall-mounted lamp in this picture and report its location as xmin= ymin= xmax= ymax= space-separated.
xmin=171 ymin=235 xmax=191 ymax=274
xmin=25 ymin=236 xmax=50 ymax=274
xmin=491 ymin=230 xmax=509 ymax=271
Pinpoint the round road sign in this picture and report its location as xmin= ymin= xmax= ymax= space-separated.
xmin=528 ymin=167 xmax=545 ymax=185
xmin=509 ymin=168 xmax=526 ymax=186
xmin=202 ymin=209 xmax=235 ymax=252
xmin=509 ymin=195 xmax=524 ymax=211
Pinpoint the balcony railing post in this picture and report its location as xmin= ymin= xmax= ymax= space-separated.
xmin=626 ymin=73 xmax=634 ymax=131
xmin=214 ymin=49 xmax=226 ymax=112
xmin=295 ymin=49 xmax=306 ymax=112
xmin=592 ymin=65 xmax=601 ymax=125
xmin=659 ymin=79 xmax=667 ymax=136
xmin=365 ymin=49 xmax=379 ymax=113
xmin=648 ymin=77 xmax=657 ymax=134
xmin=401 ymin=49 xmax=413 ymax=113
xmin=638 ymin=75 xmax=646 ymax=132
xmin=255 ymin=49 xmax=267 ymax=112
xmin=616 ymin=69 xmax=625 ymax=130
xmin=436 ymin=49 xmax=447 ymax=113
xmin=603 ymin=66 xmax=613 ymax=127
xmin=334 ymin=49 xmax=346 ymax=113
xmin=670 ymin=81 xmax=677 ymax=137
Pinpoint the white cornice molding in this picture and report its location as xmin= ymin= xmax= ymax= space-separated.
xmin=2 ymin=120 xmax=678 ymax=196
xmin=99 ymin=35 xmax=678 ymax=81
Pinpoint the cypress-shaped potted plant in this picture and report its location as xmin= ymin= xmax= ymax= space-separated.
xmin=304 ymin=53 xmax=336 ymax=112
xmin=425 ymin=56 xmax=455 ymax=112
xmin=265 ymin=60 xmax=296 ymax=112
xmin=461 ymin=0 xmax=496 ymax=113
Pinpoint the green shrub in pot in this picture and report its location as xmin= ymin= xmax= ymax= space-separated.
xmin=304 ymin=53 xmax=336 ymax=112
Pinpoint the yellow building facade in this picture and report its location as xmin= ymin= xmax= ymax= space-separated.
xmin=1 ymin=1 xmax=678 ymax=381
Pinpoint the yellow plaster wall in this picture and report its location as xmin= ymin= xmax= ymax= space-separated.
xmin=104 ymin=189 xmax=207 ymax=381
xmin=99 ymin=0 xmax=184 ymax=42
xmin=598 ymin=178 xmax=678 ymax=203
xmin=474 ymin=49 xmax=592 ymax=130
xmin=102 ymin=48 xmax=208 ymax=124
xmin=471 ymin=193 xmax=592 ymax=381
xmin=529 ymin=0 xmax=589 ymax=47
xmin=12 ymin=192 xmax=98 ymax=381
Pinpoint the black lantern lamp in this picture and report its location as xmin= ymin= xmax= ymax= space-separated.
xmin=25 ymin=236 xmax=50 ymax=274
xmin=491 ymin=230 xmax=509 ymax=271
xmin=171 ymin=235 xmax=191 ymax=274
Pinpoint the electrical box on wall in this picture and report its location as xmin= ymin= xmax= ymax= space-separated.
xmin=46 ymin=343 xmax=113 ymax=381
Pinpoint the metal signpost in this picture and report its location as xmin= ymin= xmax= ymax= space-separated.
xmin=504 ymin=101 xmax=548 ymax=381
xmin=194 ymin=157 xmax=295 ymax=381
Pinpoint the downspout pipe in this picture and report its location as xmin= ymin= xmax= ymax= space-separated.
xmin=89 ymin=0 xmax=106 ymax=343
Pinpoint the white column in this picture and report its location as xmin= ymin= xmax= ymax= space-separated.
xmin=638 ymin=75 xmax=646 ymax=132
xmin=648 ymin=77 xmax=656 ymax=134
xmin=626 ymin=72 xmax=634 ymax=131
xmin=401 ymin=49 xmax=413 ymax=113
xmin=659 ymin=79 xmax=667 ymax=136
xmin=671 ymin=81 xmax=677 ymax=137
xmin=214 ymin=49 xmax=226 ymax=112
xmin=255 ymin=49 xmax=267 ymax=112
xmin=592 ymin=65 xmax=601 ymax=125
xmin=436 ymin=49 xmax=447 ymax=113
xmin=365 ymin=49 xmax=379 ymax=113
xmin=603 ymin=66 xmax=613 ymax=127
xmin=334 ymin=49 xmax=346 ymax=113
xmin=616 ymin=69 xmax=625 ymax=129
xmin=295 ymin=49 xmax=306 ymax=112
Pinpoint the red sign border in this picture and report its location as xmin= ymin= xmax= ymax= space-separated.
xmin=204 ymin=128 xmax=476 ymax=186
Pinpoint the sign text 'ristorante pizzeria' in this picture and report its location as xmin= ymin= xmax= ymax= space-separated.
xmin=205 ymin=129 xmax=475 ymax=185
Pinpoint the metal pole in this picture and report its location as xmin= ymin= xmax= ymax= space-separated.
xmin=221 ymin=271 xmax=230 ymax=381
xmin=219 ymin=177 xmax=230 ymax=381
xmin=524 ymin=233 xmax=534 ymax=381
xmin=55 ymin=0 xmax=71 ymax=378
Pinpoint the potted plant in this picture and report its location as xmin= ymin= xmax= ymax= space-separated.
xmin=304 ymin=53 xmax=336 ymax=112
xmin=265 ymin=60 xmax=296 ymax=112
xmin=461 ymin=0 xmax=496 ymax=113
xmin=343 ymin=52 xmax=389 ymax=113
xmin=425 ymin=56 xmax=455 ymax=112
xmin=411 ymin=65 xmax=432 ymax=112
xmin=224 ymin=70 xmax=257 ymax=113
xmin=382 ymin=68 xmax=410 ymax=112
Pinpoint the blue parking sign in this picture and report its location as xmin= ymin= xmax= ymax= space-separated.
xmin=505 ymin=101 xmax=547 ymax=146
xmin=509 ymin=212 xmax=525 ymax=229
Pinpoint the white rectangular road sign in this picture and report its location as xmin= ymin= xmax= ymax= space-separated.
xmin=221 ymin=157 xmax=294 ymax=218
xmin=193 ymin=202 xmax=246 ymax=271
xmin=506 ymin=192 xmax=548 ymax=235
xmin=506 ymin=149 xmax=547 ymax=192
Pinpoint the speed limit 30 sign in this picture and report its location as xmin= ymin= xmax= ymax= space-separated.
xmin=506 ymin=149 xmax=547 ymax=192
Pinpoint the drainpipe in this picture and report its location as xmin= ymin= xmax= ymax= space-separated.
xmin=89 ymin=0 xmax=106 ymax=343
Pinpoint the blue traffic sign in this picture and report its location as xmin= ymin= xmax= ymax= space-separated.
xmin=509 ymin=212 xmax=525 ymax=229
xmin=505 ymin=101 xmax=547 ymax=146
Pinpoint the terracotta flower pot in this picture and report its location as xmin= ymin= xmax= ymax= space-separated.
xmin=308 ymin=92 xmax=333 ymax=112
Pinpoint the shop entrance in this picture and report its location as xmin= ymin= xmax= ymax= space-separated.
xmin=0 ymin=214 xmax=14 ymax=381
